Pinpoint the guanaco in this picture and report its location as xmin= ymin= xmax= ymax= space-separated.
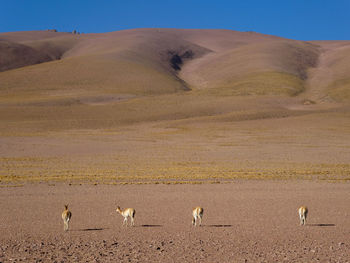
xmin=298 ymin=206 xmax=308 ymax=226
xmin=116 ymin=206 xmax=136 ymax=226
xmin=192 ymin=207 xmax=204 ymax=226
xmin=62 ymin=205 xmax=72 ymax=231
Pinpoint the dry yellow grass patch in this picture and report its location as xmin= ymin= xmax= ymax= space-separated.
xmin=199 ymin=72 xmax=304 ymax=96
xmin=1 ymin=156 xmax=349 ymax=186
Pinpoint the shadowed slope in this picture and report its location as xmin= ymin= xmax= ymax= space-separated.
xmin=0 ymin=31 xmax=80 ymax=72
xmin=181 ymin=39 xmax=319 ymax=96
xmin=317 ymin=42 xmax=350 ymax=102
xmin=0 ymin=40 xmax=52 ymax=72
xmin=301 ymin=41 xmax=350 ymax=103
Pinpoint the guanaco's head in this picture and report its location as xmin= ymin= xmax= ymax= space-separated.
xmin=116 ymin=206 xmax=121 ymax=213
xmin=64 ymin=204 xmax=68 ymax=210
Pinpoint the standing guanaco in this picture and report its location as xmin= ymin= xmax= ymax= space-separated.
xmin=298 ymin=206 xmax=308 ymax=226
xmin=62 ymin=205 xmax=72 ymax=231
xmin=116 ymin=206 xmax=136 ymax=226
xmin=192 ymin=207 xmax=204 ymax=226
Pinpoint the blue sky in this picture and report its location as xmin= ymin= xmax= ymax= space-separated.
xmin=1 ymin=0 xmax=349 ymax=40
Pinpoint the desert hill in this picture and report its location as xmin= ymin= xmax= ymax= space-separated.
xmin=0 ymin=29 xmax=350 ymax=133
xmin=1 ymin=29 xmax=350 ymax=184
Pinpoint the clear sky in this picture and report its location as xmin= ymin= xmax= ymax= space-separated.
xmin=1 ymin=0 xmax=349 ymax=40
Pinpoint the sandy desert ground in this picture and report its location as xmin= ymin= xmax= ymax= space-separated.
xmin=0 ymin=182 xmax=349 ymax=262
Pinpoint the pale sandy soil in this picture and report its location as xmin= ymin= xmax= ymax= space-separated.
xmin=0 ymin=182 xmax=349 ymax=262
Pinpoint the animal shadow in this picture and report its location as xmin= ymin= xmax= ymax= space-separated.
xmin=205 ymin=224 xmax=232 ymax=228
xmin=74 ymin=228 xmax=106 ymax=231
xmin=139 ymin=224 xmax=163 ymax=228
xmin=307 ymin=223 xmax=335 ymax=227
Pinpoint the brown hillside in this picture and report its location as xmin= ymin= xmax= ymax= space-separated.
xmin=0 ymin=29 xmax=350 ymax=135
xmin=0 ymin=31 xmax=79 ymax=71
xmin=0 ymin=40 xmax=53 ymax=72
xmin=0 ymin=29 xmax=350 ymax=186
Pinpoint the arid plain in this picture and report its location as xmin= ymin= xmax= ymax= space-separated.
xmin=0 ymin=29 xmax=349 ymax=262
